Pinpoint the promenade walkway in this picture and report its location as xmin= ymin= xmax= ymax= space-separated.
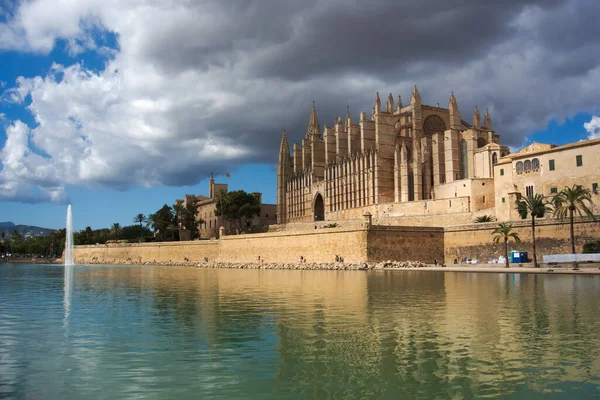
xmin=387 ymin=263 xmax=600 ymax=275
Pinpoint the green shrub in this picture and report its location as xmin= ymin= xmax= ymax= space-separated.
xmin=583 ymin=241 xmax=600 ymax=254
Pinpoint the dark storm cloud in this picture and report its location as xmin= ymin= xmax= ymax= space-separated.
xmin=150 ymin=0 xmax=600 ymax=158
xmin=3 ymin=0 xmax=600 ymax=201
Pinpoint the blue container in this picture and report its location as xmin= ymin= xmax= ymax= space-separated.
xmin=510 ymin=251 xmax=520 ymax=263
xmin=520 ymin=252 xmax=528 ymax=263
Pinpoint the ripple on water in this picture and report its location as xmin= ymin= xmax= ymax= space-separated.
xmin=1 ymin=265 xmax=600 ymax=399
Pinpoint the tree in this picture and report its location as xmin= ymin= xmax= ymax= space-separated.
xmin=8 ymin=230 xmax=25 ymax=254
xmin=173 ymin=199 xmax=202 ymax=240
xmin=492 ymin=223 xmax=521 ymax=268
xmin=474 ymin=215 xmax=495 ymax=223
xmin=149 ymin=205 xmax=178 ymax=241
xmin=184 ymin=198 xmax=201 ymax=240
xmin=516 ymin=193 xmax=552 ymax=268
xmin=215 ymin=190 xmax=261 ymax=234
xmin=133 ymin=213 xmax=146 ymax=228
xmin=111 ymin=223 xmax=122 ymax=239
xmin=552 ymin=185 xmax=595 ymax=270
xmin=120 ymin=224 xmax=152 ymax=241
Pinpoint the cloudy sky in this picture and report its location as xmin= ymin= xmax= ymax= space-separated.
xmin=1 ymin=0 xmax=600 ymax=230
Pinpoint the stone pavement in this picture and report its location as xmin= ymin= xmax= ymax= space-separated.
xmin=385 ymin=263 xmax=600 ymax=275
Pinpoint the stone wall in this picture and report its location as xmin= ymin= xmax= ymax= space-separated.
xmin=218 ymin=227 xmax=368 ymax=263
xmin=74 ymin=227 xmax=369 ymax=264
xmin=75 ymin=240 xmax=220 ymax=264
xmin=444 ymin=217 xmax=600 ymax=263
xmin=74 ymin=225 xmax=443 ymax=264
xmin=367 ymin=226 xmax=444 ymax=264
xmin=74 ymin=216 xmax=600 ymax=266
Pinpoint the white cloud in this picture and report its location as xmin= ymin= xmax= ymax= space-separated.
xmin=1 ymin=0 xmax=600 ymax=202
xmin=584 ymin=116 xmax=600 ymax=140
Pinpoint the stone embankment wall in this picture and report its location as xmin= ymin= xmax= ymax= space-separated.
xmin=75 ymin=240 xmax=220 ymax=264
xmin=74 ymin=217 xmax=600 ymax=265
xmin=367 ymin=226 xmax=444 ymax=264
xmin=74 ymin=225 xmax=445 ymax=264
xmin=444 ymin=217 xmax=600 ymax=262
xmin=219 ymin=227 xmax=368 ymax=262
xmin=75 ymin=227 xmax=370 ymax=264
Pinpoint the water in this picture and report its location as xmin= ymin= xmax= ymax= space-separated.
xmin=1 ymin=264 xmax=600 ymax=399
xmin=64 ymin=205 xmax=73 ymax=266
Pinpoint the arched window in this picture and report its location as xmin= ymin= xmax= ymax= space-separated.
xmin=477 ymin=137 xmax=487 ymax=148
xmin=524 ymin=160 xmax=531 ymax=172
xmin=423 ymin=114 xmax=446 ymax=136
xmin=516 ymin=161 xmax=523 ymax=174
xmin=532 ymin=158 xmax=539 ymax=171
xmin=459 ymin=139 xmax=468 ymax=179
xmin=209 ymin=220 xmax=212 ymax=228
xmin=492 ymin=152 xmax=498 ymax=165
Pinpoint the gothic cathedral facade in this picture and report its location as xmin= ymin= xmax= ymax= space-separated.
xmin=276 ymin=86 xmax=509 ymax=224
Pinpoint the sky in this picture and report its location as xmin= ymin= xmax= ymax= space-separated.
xmin=1 ymin=0 xmax=600 ymax=231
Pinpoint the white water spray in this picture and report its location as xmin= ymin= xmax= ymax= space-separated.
xmin=65 ymin=205 xmax=74 ymax=266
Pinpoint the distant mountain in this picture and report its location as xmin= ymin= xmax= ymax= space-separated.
xmin=0 ymin=222 xmax=56 ymax=239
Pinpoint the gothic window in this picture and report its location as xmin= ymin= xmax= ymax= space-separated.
xmin=492 ymin=152 xmax=498 ymax=165
xmin=524 ymin=160 xmax=531 ymax=172
xmin=423 ymin=114 xmax=446 ymax=136
xmin=516 ymin=161 xmax=523 ymax=174
xmin=526 ymin=185 xmax=534 ymax=197
xmin=532 ymin=158 xmax=539 ymax=171
xmin=459 ymin=139 xmax=468 ymax=179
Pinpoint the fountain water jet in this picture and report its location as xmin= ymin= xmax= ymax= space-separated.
xmin=65 ymin=205 xmax=74 ymax=266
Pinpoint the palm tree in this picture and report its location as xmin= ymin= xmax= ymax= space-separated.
xmin=516 ymin=193 xmax=552 ymax=268
xmin=474 ymin=215 xmax=495 ymax=223
xmin=111 ymin=223 xmax=122 ymax=239
xmin=145 ymin=213 xmax=157 ymax=233
xmin=552 ymin=185 xmax=595 ymax=270
xmin=133 ymin=213 xmax=146 ymax=228
xmin=493 ymin=223 xmax=521 ymax=268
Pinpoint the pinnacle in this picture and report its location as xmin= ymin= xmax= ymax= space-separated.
xmin=306 ymin=102 xmax=321 ymax=139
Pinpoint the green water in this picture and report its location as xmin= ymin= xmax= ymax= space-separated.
xmin=1 ymin=264 xmax=600 ymax=399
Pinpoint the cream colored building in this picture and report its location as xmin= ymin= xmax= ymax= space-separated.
xmin=277 ymin=86 xmax=509 ymax=224
xmin=493 ymin=139 xmax=600 ymax=221
xmin=178 ymin=174 xmax=277 ymax=239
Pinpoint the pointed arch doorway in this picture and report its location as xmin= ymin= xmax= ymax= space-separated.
xmin=314 ymin=193 xmax=324 ymax=221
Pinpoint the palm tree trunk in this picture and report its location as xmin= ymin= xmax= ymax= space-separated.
xmin=532 ymin=215 xmax=538 ymax=268
xmin=504 ymin=238 xmax=509 ymax=268
xmin=570 ymin=208 xmax=578 ymax=270
xmin=570 ymin=208 xmax=576 ymax=254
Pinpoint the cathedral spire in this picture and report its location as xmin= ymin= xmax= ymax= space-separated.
xmin=279 ymin=129 xmax=290 ymax=155
xmin=345 ymin=105 xmax=353 ymax=127
xmin=374 ymin=91 xmax=381 ymax=115
xmin=397 ymin=95 xmax=403 ymax=112
xmin=484 ymin=108 xmax=492 ymax=131
xmin=410 ymin=85 xmax=421 ymax=106
xmin=386 ymin=93 xmax=394 ymax=113
xmin=473 ymin=106 xmax=481 ymax=129
xmin=449 ymin=92 xmax=461 ymax=129
xmin=306 ymin=102 xmax=321 ymax=139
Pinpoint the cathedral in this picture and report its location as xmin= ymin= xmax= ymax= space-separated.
xmin=276 ymin=86 xmax=510 ymax=224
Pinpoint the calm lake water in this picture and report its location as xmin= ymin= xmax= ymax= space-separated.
xmin=1 ymin=264 xmax=600 ymax=399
